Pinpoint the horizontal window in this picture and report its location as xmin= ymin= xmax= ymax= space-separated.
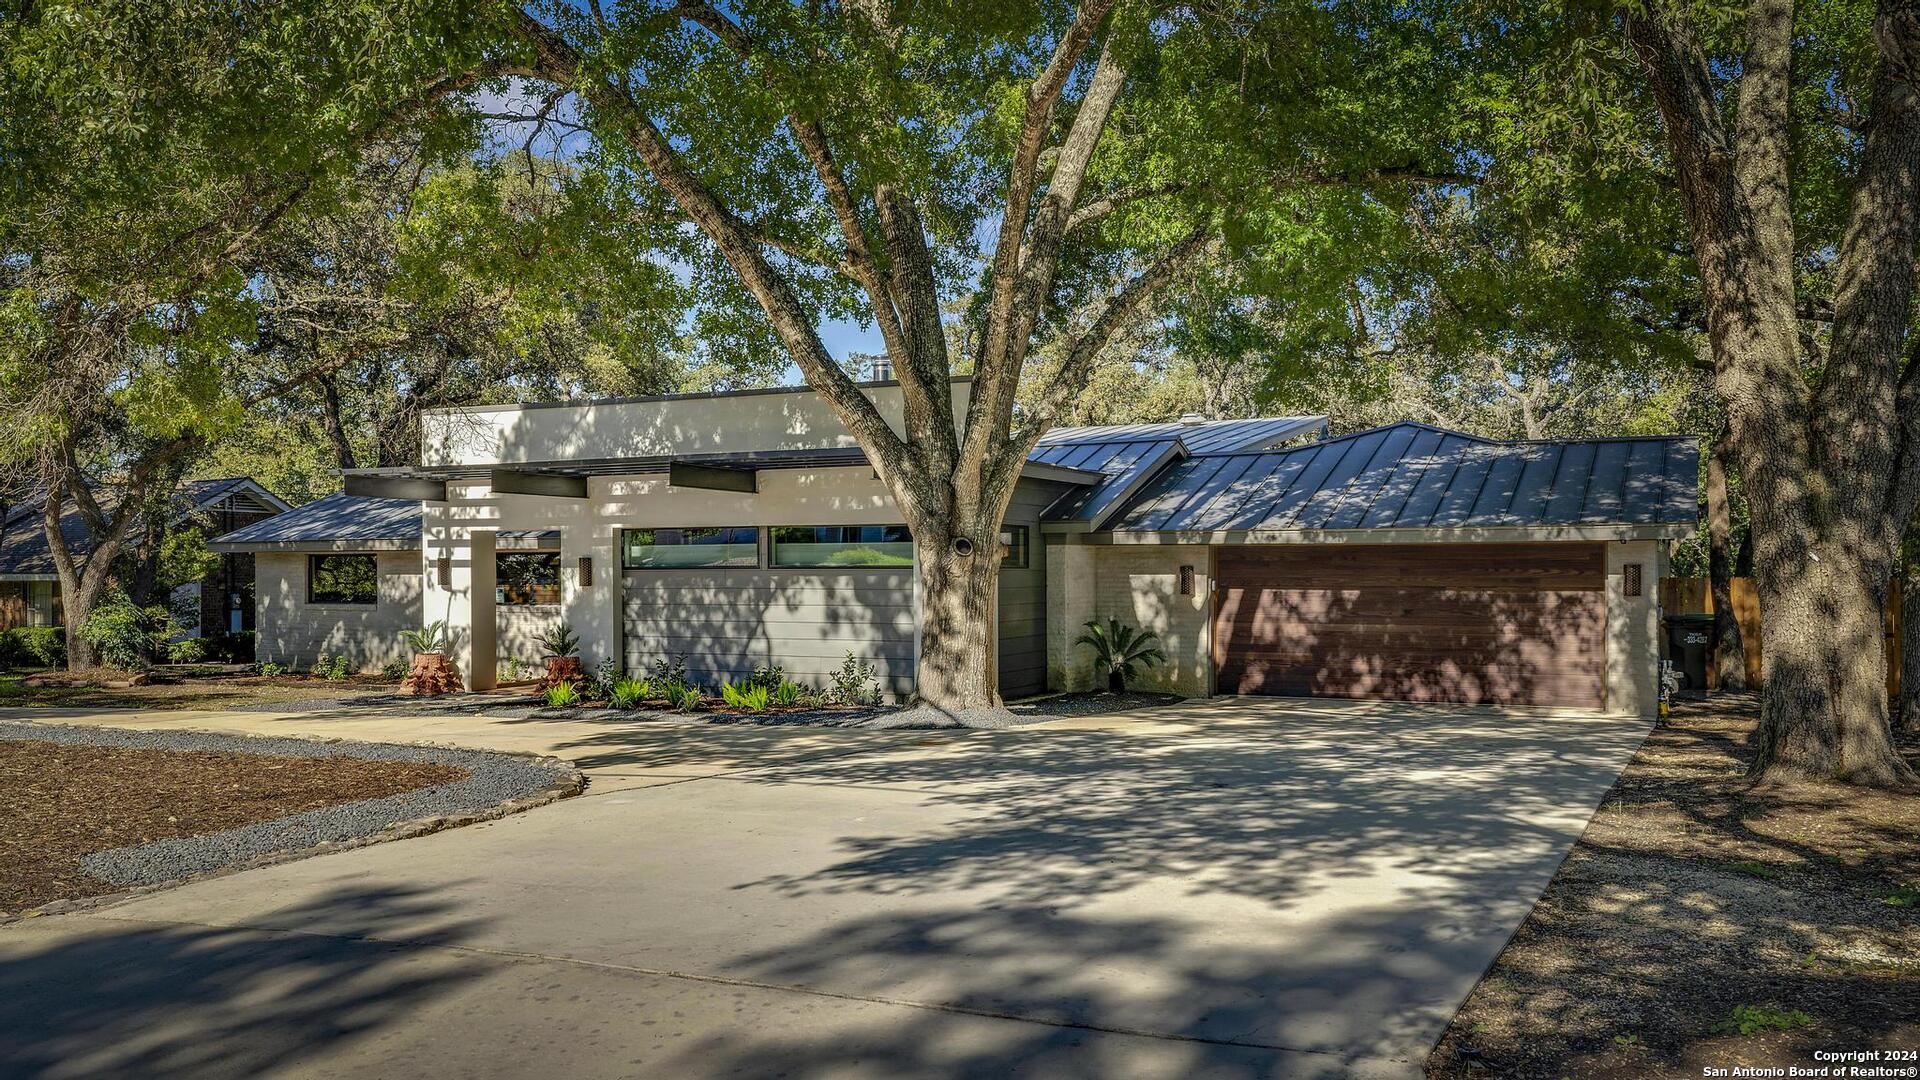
xmin=622 ymin=527 xmax=759 ymax=570
xmin=1000 ymin=525 xmax=1029 ymax=569
xmin=770 ymin=525 xmax=913 ymax=568
xmin=308 ymin=554 xmax=377 ymax=605
xmin=496 ymin=552 xmax=561 ymax=605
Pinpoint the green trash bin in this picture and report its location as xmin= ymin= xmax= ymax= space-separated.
xmin=1664 ymin=613 xmax=1715 ymax=700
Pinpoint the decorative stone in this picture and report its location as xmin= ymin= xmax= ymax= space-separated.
xmin=402 ymin=652 xmax=463 ymax=696
xmin=538 ymin=655 xmax=583 ymax=691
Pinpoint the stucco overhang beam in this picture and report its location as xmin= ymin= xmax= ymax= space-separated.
xmin=490 ymin=468 xmax=589 ymax=499
xmin=343 ymin=473 xmax=448 ymax=501
xmin=1019 ymin=461 xmax=1104 ymax=486
xmin=668 ymin=461 xmax=758 ymax=493
xmin=206 ymin=539 xmax=420 ymax=554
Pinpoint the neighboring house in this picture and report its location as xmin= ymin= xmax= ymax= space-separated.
xmin=211 ymin=378 xmax=1698 ymax=716
xmin=0 ymin=477 xmax=290 ymax=635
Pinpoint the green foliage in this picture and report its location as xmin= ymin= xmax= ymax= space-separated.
xmin=608 ymin=676 xmax=651 ymax=709
xmin=662 ymin=680 xmax=702 ymax=711
xmin=770 ymin=680 xmax=805 ymax=708
xmin=380 ymin=657 xmax=410 ymax=680
xmin=1710 ymin=1004 xmax=1814 ymax=1037
xmin=314 ymin=653 xmax=351 ymax=680
xmin=77 ymin=590 xmax=178 ymax=671
xmin=258 ymin=661 xmax=286 ymax=677
xmin=1881 ymin=884 xmax=1920 ymax=907
xmin=400 ymin=620 xmax=448 ymax=655
xmin=585 ymin=656 xmax=620 ymax=701
xmin=166 ymin=638 xmax=207 ymax=664
xmin=537 ymin=623 xmax=580 ymax=658
xmin=1075 ymin=619 xmax=1167 ymax=692
xmin=746 ymin=665 xmax=786 ymax=692
xmin=13 ymin=627 xmax=67 ymax=668
xmin=156 ymin=528 xmax=221 ymax=593
xmin=720 ymin=681 xmax=771 ymax=711
xmin=826 ymin=653 xmax=881 ymax=706
xmin=650 ymin=654 xmax=689 ymax=685
xmin=543 ymin=681 xmax=581 ymax=708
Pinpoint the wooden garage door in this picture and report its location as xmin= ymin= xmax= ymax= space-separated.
xmin=1213 ymin=543 xmax=1606 ymax=708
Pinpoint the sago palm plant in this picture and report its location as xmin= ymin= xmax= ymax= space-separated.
xmin=1075 ymin=618 xmax=1167 ymax=693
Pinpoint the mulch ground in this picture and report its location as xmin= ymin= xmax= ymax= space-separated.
xmin=0 ymin=740 xmax=467 ymax=913
xmin=1429 ymin=694 xmax=1920 ymax=1079
xmin=0 ymin=669 xmax=396 ymax=711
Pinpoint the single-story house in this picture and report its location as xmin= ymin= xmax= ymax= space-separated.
xmin=210 ymin=378 xmax=1698 ymax=716
xmin=2 ymin=477 xmax=290 ymax=635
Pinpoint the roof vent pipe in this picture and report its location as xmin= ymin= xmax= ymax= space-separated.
xmin=867 ymin=355 xmax=894 ymax=382
xmin=1177 ymin=412 xmax=1208 ymax=425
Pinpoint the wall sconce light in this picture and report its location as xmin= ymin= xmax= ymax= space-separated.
xmin=1624 ymin=563 xmax=1642 ymax=597
xmin=1179 ymin=565 xmax=1196 ymax=597
xmin=578 ymin=556 xmax=593 ymax=587
xmin=437 ymin=555 xmax=451 ymax=590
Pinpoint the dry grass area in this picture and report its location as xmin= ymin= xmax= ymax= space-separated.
xmin=1429 ymin=694 xmax=1920 ymax=1079
xmin=0 ymin=740 xmax=466 ymax=913
xmin=0 ymin=668 xmax=394 ymax=711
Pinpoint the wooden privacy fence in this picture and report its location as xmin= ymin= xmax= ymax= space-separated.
xmin=1660 ymin=576 xmax=1903 ymax=698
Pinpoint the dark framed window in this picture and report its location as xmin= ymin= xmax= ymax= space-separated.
xmin=496 ymin=552 xmax=561 ymax=605
xmin=622 ymin=527 xmax=759 ymax=570
xmin=999 ymin=525 xmax=1030 ymax=569
xmin=307 ymin=554 xmax=377 ymax=605
xmin=770 ymin=525 xmax=913 ymax=568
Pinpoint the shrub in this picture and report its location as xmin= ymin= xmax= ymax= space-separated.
xmin=500 ymin=656 xmax=526 ymax=682
xmin=662 ymin=679 xmax=702 ymax=711
xmin=770 ymin=679 xmax=805 ymax=707
xmin=720 ymin=681 xmax=771 ymax=710
xmin=78 ymin=591 xmax=178 ymax=671
xmin=380 ymin=657 xmax=410 ymax=680
xmin=167 ymin=638 xmax=207 ymax=664
xmin=16 ymin=626 xmax=65 ymax=667
xmin=608 ymin=676 xmax=651 ymax=709
xmin=586 ymin=656 xmax=620 ymax=700
xmin=650 ymin=654 xmax=688 ymax=684
xmin=0 ymin=630 xmax=28 ymax=669
xmin=826 ymin=652 xmax=881 ymax=705
xmin=258 ymin=661 xmax=286 ymax=677
xmin=536 ymin=623 xmax=579 ymax=658
xmin=746 ymin=664 xmax=786 ymax=692
xmin=400 ymin=620 xmax=448 ymax=655
xmin=1074 ymin=618 xmax=1167 ymax=693
xmin=1711 ymin=1004 xmax=1814 ymax=1037
xmin=315 ymin=653 xmax=351 ymax=680
xmin=543 ymin=681 xmax=581 ymax=707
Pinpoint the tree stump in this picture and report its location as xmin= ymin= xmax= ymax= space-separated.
xmin=402 ymin=652 xmax=463 ymax=696
xmin=538 ymin=655 xmax=583 ymax=691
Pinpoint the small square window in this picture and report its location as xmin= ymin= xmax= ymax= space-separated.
xmin=999 ymin=525 xmax=1030 ymax=569
xmin=308 ymin=554 xmax=377 ymax=605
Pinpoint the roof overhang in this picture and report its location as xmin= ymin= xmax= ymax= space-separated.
xmin=342 ymin=447 xmax=875 ymax=501
xmin=206 ymin=538 xmax=420 ymax=553
xmin=0 ymin=572 xmax=58 ymax=582
xmin=1018 ymin=461 xmax=1105 ymax=486
xmin=1080 ymin=523 xmax=1695 ymax=545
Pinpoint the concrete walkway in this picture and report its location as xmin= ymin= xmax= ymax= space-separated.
xmin=0 ymin=697 xmax=1648 ymax=1079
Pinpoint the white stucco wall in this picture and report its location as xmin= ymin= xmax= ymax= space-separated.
xmin=254 ymin=551 xmax=422 ymax=672
xmin=1046 ymin=541 xmax=1212 ymax=697
xmin=1605 ymin=539 xmax=1665 ymax=718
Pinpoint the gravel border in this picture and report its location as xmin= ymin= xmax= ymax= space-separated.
xmin=496 ymin=689 xmax=1189 ymax=729
xmin=0 ymin=720 xmax=582 ymax=914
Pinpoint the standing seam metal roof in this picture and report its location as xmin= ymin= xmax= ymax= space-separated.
xmin=1101 ymin=422 xmax=1700 ymax=532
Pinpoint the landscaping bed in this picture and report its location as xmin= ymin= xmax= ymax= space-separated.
xmin=505 ymin=688 xmax=1187 ymax=728
xmin=1428 ymin=694 xmax=1920 ymax=1079
xmin=0 ymin=721 xmax=579 ymax=915
xmin=0 ymin=667 xmax=397 ymax=711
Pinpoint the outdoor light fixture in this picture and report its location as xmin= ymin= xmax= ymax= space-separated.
xmin=1624 ymin=563 xmax=1643 ymax=597
xmin=578 ymin=556 xmax=593 ymax=587
xmin=1179 ymin=565 xmax=1196 ymax=597
xmin=437 ymin=555 xmax=451 ymax=590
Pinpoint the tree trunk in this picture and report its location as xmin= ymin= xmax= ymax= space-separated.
xmin=912 ymin=537 xmax=1003 ymax=712
xmin=1901 ymin=576 xmax=1918 ymax=733
xmin=1705 ymin=431 xmax=1747 ymax=690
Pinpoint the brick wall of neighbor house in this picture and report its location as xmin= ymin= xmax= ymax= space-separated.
xmin=1046 ymin=542 xmax=1212 ymax=697
xmin=254 ymin=551 xmax=422 ymax=672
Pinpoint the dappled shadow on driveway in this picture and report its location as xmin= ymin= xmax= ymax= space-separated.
xmin=736 ymin=703 xmax=1644 ymax=911
xmin=0 ymin=884 xmax=488 ymax=1079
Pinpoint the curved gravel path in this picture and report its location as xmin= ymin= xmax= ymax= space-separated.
xmin=0 ymin=721 xmax=579 ymax=890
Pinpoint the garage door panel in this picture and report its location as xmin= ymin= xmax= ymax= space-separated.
xmin=1215 ymin=543 xmax=1606 ymax=709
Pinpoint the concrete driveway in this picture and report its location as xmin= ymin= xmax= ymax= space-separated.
xmin=0 ymin=697 xmax=1647 ymax=1079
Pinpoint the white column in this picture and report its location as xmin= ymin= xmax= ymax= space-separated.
xmin=563 ymin=518 xmax=621 ymax=673
xmin=1605 ymin=539 xmax=1662 ymax=718
xmin=1046 ymin=537 xmax=1097 ymax=692
xmin=422 ymin=511 xmax=498 ymax=692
